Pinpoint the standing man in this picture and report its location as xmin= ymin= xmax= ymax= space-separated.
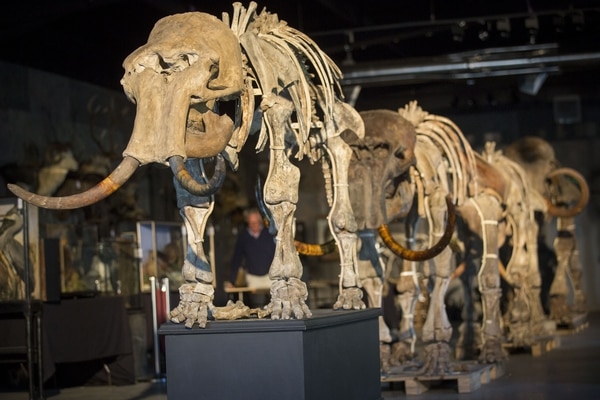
xmin=225 ymin=208 xmax=275 ymax=306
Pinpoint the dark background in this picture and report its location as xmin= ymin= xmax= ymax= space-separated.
xmin=2 ymin=1 xmax=599 ymax=111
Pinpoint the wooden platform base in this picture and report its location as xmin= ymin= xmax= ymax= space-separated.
xmin=381 ymin=361 xmax=503 ymax=395
xmin=503 ymin=335 xmax=560 ymax=357
xmin=557 ymin=313 xmax=589 ymax=335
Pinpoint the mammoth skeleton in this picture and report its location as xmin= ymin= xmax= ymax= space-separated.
xmin=342 ymin=102 xmax=510 ymax=375
xmin=342 ymin=102 xmax=546 ymax=374
xmin=481 ymin=142 xmax=556 ymax=347
xmin=9 ymin=2 xmax=367 ymax=327
xmin=342 ymin=108 xmax=456 ymax=373
xmin=504 ymin=136 xmax=589 ymax=326
xmin=250 ymin=107 xmax=455 ymax=373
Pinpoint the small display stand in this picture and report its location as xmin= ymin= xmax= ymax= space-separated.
xmin=159 ymin=308 xmax=383 ymax=400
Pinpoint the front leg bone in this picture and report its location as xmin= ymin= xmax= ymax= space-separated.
xmin=261 ymin=94 xmax=310 ymax=320
xmin=170 ymin=281 xmax=214 ymax=328
xmin=168 ymin=159 xmax=216 ymax=328
xmin=324 ymin=136 xmax=365 ymax=309
xmin=169 ymin=205 xmax=215 ymax=328
xmin=421 ymin=191 xmax=453 ymax=345
xmin=264 ymin=277 xmax=311 ymax=320
xmin=474 ymin=194 xmax=506 ymax=362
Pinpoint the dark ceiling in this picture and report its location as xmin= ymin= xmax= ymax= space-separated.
xmin=2 ymin=1 xmax=600 ymax=111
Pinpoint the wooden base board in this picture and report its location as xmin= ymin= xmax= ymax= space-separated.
xmin=557 ymin=313 xmax=589 ymax=335
xmin=503 ymin=335 xmax=560 ymax=356
xmin=381 ymin=361 xmax=503 ymax=395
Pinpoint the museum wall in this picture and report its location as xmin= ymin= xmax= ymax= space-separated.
xmin=1 ymin=61 xmax=598 ymax=309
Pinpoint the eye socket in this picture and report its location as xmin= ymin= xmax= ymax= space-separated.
xmin=394 ymin=146 xmax=407 ymax=159
xmin=373 ymin=143 xmax=390 ymax=158
xmin=150 ymin=52 xmax=200 ymax=75
xmin=209 ymin=59 xmax=219 ymax=80
xmin=158 ymin=54 xmax=170 ymax=70
xmin=179 ymin=52 xmax=199 ymax=67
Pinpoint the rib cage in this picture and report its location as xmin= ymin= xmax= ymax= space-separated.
xmin=225 ymin=1 xmax=343 ymax=161
xmin=399 ymin=101 xmax=478 ymax=206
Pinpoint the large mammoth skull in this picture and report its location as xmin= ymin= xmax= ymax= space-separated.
xmin=504 ymin=136 xmax=557 ymax=196
xmin=347 ymin=109 xmax=455 ymax=261
xmin=121 ymin=12 xmax=244 ymax=165
xmin=504 ymin=136 xmax=589 ymax=217
xmin=9 ymin=12 xmax=244 ymax=208
xmin=347 ymin=109 xmax=416 ymax=229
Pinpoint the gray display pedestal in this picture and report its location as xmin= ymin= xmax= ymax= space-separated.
xmin=159 ymin=308 xmax=382 ymax=400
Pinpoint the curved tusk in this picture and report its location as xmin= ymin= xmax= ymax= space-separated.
xmin=545 ymin=167 xmax=590 ymax=218
xmin=295 ymin=239 xmax=337 ymax=256
xmin=169 ymin=154 xmax=226 ymax=196
xmin=7 ymin=156 xmax=139 ymax=210
xmin=378 ymin=195 xmax=456 ymax=261
xmin=254 ymin=174 xmax=277 ymax=235
xmin=253 ymin=173 xmax=336 ymax=255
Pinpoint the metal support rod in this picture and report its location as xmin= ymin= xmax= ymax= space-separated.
xmin=20 ymin=200 xmax=35 ymax=399
xmin=161 ymin=277 xmax=170 ymax=317
xmin=36 ymin=310 xmax=43 ymax=399
xmin=207 ymin=224 xmax=216 ymax=288
xmin=149 ymin=276 xmax=160 ymax=378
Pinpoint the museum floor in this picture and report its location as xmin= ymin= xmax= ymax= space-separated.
xmin=2 ymin=311 xmax=600 ymax=400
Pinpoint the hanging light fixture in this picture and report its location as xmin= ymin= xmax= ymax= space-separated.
xmin=525 ymin=15 xmax=539 ymax=44
xmin=452 ymin=21 xmax=466 ymax=42
xmin=496 ymin=18 xmax=511 ymax=39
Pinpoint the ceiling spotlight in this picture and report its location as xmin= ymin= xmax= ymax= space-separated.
xmin=525 ymin=16 xmax=539 ymax=31
xmin=452 ymin=21 xmax=466 ymax=42
xmin=496 ymin=18 xmax=511 ymax=38
xmin=570 ymin=10 xmax=585 ymax=31
xmin=342 ymin=31 xmax=355 ymax=66
xmin=525 ymin=16 xmax=539 ymax=44
xmin=519 ymin=72 xmax=547 ymax=96
xmin=553 ymin=14 xmax=565 ymax=34
xmin=529 ymin=34 xmax=536 ymax=45
xmin=477 ymin=21 xmax=490 ymax=41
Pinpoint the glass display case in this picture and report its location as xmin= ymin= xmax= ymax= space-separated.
xmin=137 ymin=221 xmax=186 ymax=292
xmin=0 ymin=197 xmax=40 ymax=301
xmin=43 ymin=223 xmax=142 ymax=306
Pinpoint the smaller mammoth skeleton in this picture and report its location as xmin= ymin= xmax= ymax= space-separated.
xmin=481 ymin=142 xmax=555 ymax=347
xmin=503 ymin=136 xmax=589 ymax=326
xmin=344 ymin=102 xmax=531 ymax=374
xmin=345 ymin=106 xmax=468 ymax=375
